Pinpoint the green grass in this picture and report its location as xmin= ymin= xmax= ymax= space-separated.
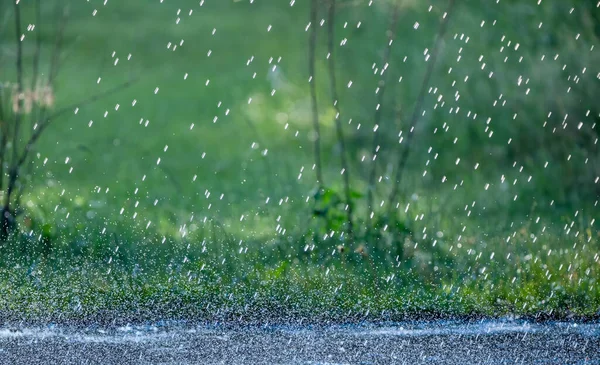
xmin=1 ymin=234 xmax=599 ymax=323
xmin=0 ymin=0 xmax=598 ymax=321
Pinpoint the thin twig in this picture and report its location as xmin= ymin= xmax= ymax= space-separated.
xmin=366 ymin=2 xmax=401 ymax=217
xmin=48 ymin=5 xmax=69 ymax=85
xmin=13 ymin=153 xmax=36 ymax=216
xmin=1 ymin=1 xmax=25 ymax=238
xmin=326 ymin=0 xmax=354 ymax=238
xmin=2 ymin=78 xmax=136 ymax=227
xmin=0 ymin=85 xmax=5 ymax=122
xmin=31 ymin=0 xmax=42 ymax=92
xmin=30 ymin=0 xmax=43 ymax=131
xmin=0 ymin=87 xmax=7 ymax=192
xmin=11 ymin=0 xmax=24 ymax=177
xmin=0 ymin=6 xmax=13 ymax=65
xmin=16 ymin=78 xmax=137 ymax=171
xmin=6 ymin=1 xmax=24 ymax=208
xmin=309 ymin=0 xmax=324 ymax=188
xmin=387 ymin=0 xmax=456 ymax=219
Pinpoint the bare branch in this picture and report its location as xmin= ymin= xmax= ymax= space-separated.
xmin=17 ymin=78 xmax=137 ymax=171
xmin=0 ymin=84 xmax=5 ymax=126
xmin=48 ymin=5 xmax=69 ymax=85
xmin=1 ymin=1 xmax=25 ymax=238
xmin=9 ymin=0 xmax=24 ymax=202
xmin=0 ymin=86 xmax=7 ymax=192
xmin=30 ymin=0 xmax=43 ymax=131
xmin=13 ymin=0 xmax=24 ymax=145
xmin=31 ymin=0 xmax=42 ymax=92
xmin=387 ymin=0 xmax=456 ymax=218
xmin=13 ymin=151 xmax=36 ymax=215
xmin=1 ymin=77 xmax=135 ymax=240
xmin=309 ymin=0 xmax=324 ymax=188
xmin=326 ymin=0 xmax=354 ymax=237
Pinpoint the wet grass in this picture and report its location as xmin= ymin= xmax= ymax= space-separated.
xmin=1 ymin=219 xmax=598 ymax=323
xmin=0 ymin=0 xmax=598 ymax=320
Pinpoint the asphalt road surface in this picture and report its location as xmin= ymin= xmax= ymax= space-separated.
xmin=0 ymin=319 xmax=598 ymax=364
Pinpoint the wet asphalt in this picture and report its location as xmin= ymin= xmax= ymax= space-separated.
xmin=0 ymin=319 xmax=598 ymax=364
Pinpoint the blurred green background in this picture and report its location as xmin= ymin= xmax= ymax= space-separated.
xmin=0 ymin=0 xmax=598 ymax=321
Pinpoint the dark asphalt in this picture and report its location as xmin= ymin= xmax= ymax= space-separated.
xmin=0 ymin=320 xmax=598 ymax=364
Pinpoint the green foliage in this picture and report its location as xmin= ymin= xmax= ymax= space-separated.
xmin=312 ymin=186 xmax=357 ymax=233
xmin=0 ymin=0 xmax=598 ymax=320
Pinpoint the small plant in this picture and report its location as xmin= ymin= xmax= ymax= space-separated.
xmin=0 ymin=1 xmax=133 ymax=243
xmin=312 ymin=187 xmax=351 ymax=234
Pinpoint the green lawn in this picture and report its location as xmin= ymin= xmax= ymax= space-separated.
xmin=0 ymin=0 xmax=598 ymax=321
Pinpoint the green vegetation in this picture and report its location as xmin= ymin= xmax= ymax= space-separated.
xmin=0 ymin=0 xmax=598 ymax=322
